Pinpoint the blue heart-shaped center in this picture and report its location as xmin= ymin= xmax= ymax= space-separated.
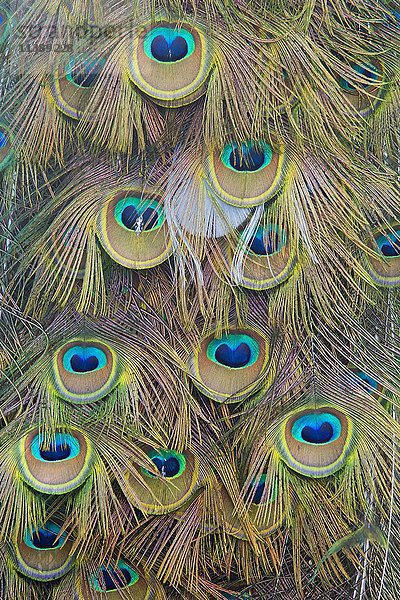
xmin=301 ymin=422 xmax=334 ymax=444
xmin=151 ymin=35 xmax=188 ymax=62
xmin=250 ymin=480 xmax=265 ymax=504
xmin=70 ymin=353 xmax=99 ymax=373
xmin=250 ymin=231 xmax=281 ymax=255
xmin=40 ymin=441 xmax=71 ymax=461
xmin=32 ymin=528 xmax=59 ymax=549
xmin=215 ymin=342 xmax=251 ymax=368
xmin=100 ymin=567 xmax=132 ymax=591
xmin=152 ymin=455 xmax=181 ymax=478
xmin=229 ymin=146 xmax=266 ymax=172
xmin=381 ymin=241 xmax=400 ymax=257
xmin=121 ymin=206 xmax=159 ymax=231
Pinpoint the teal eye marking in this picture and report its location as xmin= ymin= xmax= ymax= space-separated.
xmin=114 ymin=197 xmax=164 ymax=232
xmin=24 ymin=522 xmax=66 ymax=551
xmin=221 ymin=141 xmax=273 ymax=173
xmin=30 ymin=432 xmax=80 ymax=462
xmin=91 ymin=560 xmax=139 ymax=592
xmin=376 ymin=231 xmax=400 ymax=258
xmin=246 ymin=474 xmax=277 ymax=505
xmin=291 ymin=413 xmax=342 ymax=445
xmin=141 ymin=449 xmax=186 ymax=479
xmin=144 ymin=27 xmax=195 ymax=63
xmin=339 ymin=62 xmax=379 ymax=92
xmin=207 ymin=334 xmax=260 ymax=369
xmin=65 ymin=56 xmax=106 ymax=88
xmin=0 ymin=124 xmax=12 ymax=171
xmin=247 ymin=225 xmax=286 ymax=256
xmin=62 ymin=346 xmax=107 ymax=374
xmin=353 ymin=370 xmax=379 ymax=392
xmin=0 ymin=131 xmax=7 ymax=148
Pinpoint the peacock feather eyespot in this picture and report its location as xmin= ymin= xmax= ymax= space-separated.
xmin=0 ymin=123 xmax=13 ymax=171
xmin=126 ymin=447 xmax=199 ymax=514
xmin=51 ymin=54 xmax=106 ymax=119
xmin=206 ymin=139 xmax=286 ymax=207
xmin=376 ymin=231 xmax=400 ymax=258
xmin=24 ymin=523 xmax=66 ymax=551
xmin=141 ymin=449 xmax=186 ymax=479
xmin=221 ymin=141 xmax=273 ymax=174
xmin=218 ymin=481 xmax=283 ymax=540
xmin=337 ymin=59 xmax=384 ymax=115
xmin=349 ymin=364 xmax=380 ymax=395
xmin=18 ymin=428 xmax=93 ymax=494
xmin=33 ymin=431 xmax=80 ymax=461
xmin=13 ymin=521 xmax=74 ymax=581
xmin=246 ymin=225 xmax=286 ymax=257
xmin=189 ymin=328 xmax=268 ymax=402
xmin=91 ymin=561 xmax=139 ymax=593
xmin=96 ymin=189 xmax=173 ymax=269
xmin=206 ymin=333 xmax=260 ymax=370
xmin=231 ymin=224 xmax=295 ymax=291
xmin=114 ymin=197 xmax=164 ymax=233
xmin=339 ymin=62 xmax=379 ymax=93
xmin=51 ymin=339 xmax=119 ymax=403
xmin=65 ymin=56 xmax=106 ymax=89
xmin=277 ymin=407 xmax=353 ymax=477
xmin=128 ymin=21 xmax=214 ymax=107
xmin=143 ymin=27 xmax=195 ymax=64
xmin=244 ymin=474 xmax=277 ymax=505
xmin=80 ymin=560 xmax=153 ymax=599
xmin=364 ymin=224 xmax=400 ymax=286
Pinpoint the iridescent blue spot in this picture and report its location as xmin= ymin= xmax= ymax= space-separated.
xmin=24 ymin=522 xmax=66 ymax=551
xmin=31 ymin=432 xmax=80 ymax=463
xmin=144 ymin=27 xmax=195 ymax=63
xmin=0 ymin=131 xmax=7 ymax=148
xmin=151 ymin=34 xmax=188 ymax=62
xmin=66 ymin=57 xmax=105 ymax=88
xmin=121 ymin=206 xmax=159 ymax=231
xmin=292 ymin=413 xmax=342 ymax=445
xmin=40 ymin=442 xmax=70 ymax=461
xmin=207 ymin=334 xmax=260 ymax=369
xmin=221 ymin=141 xmax=273 ymax=173
xmin=248 ymin=226 xmax=286 ymax=256
xmin=302 ymin=421 xmax=333 ymax=443
xmin=114 ymin=197 xmax=163 ymax=232
xmin=91 ymin=561 xmax=139 ymax=592
xmin=215 ymin=342 xmax=251 ymax=368
xmin=354 ymin=370 xmax=379 ymax=392
xmin=0 ymin=14 xmax=3 ymax=26
xmin=62 ymin=346 xmax=107 ymax=374
xmin=376 ymin=232 xmax=400 ymax=257
xmin=245 ymin=474 xmax=277 ymax=505
xmin=339 ymin=62 xmax=379 ymax=92
xmin=142 ymin=449 xmax=186 ymax=479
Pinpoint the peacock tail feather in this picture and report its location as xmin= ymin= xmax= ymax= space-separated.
xmin=0 ymin=0 xmax=398 ymax=598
